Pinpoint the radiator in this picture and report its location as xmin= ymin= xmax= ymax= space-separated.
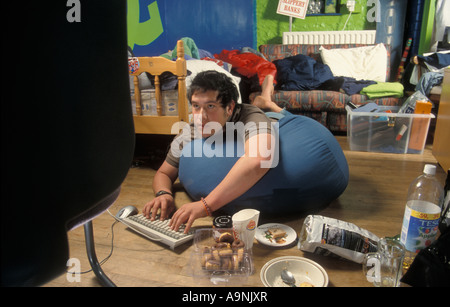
xmin=282 ymin=30 xmax=377 ymax=45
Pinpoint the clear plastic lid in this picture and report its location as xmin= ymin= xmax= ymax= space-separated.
xmin=187 ymin=228 xmax=253 ymax=285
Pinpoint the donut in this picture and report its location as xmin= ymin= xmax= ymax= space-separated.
xmin=205 ymin=259 xmax=221 ymax=270
xmin=211 ymin=249 xmax=220 ymax=261
xmin=214 ymin=242 xmax=230 ymax=249
xmin=232 ymin=239 xmax=245 ymax=249
xmin=200 ymin=237 xmax=248 ymax=272
xmin=232 ymin=254 xmax=240 ymax=271
xmin=201 ymin=252 xmax=212 ymax=267
xmin=235 ymin=247 xmax=244 ymax=263
xmin=218 ymin=247 xmax=233 ymax=257
xmin=221 ymin=258 xmax=232 ymax=270
xmin=218 ymin=232 xmax=234 ymax=243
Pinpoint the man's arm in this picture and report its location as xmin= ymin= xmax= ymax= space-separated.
xmin=169 ymin=132 xmax=275 ymax=232
xmin=142 ymin=161 xmax=179 ymax=220
xmin=203 ymin=132 xmax=275 ymax=211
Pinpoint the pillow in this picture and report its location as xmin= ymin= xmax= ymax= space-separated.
xmin=320 ymin=44 xmax=387 ymax=82
xmin=186 ymin=59 xmax=242 ymax=103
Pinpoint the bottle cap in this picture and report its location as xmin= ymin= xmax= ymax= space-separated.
xmin=423 ymin=164 xmax=436 ymax=175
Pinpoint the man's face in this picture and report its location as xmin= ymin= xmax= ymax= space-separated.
xmin=191 ymin=90 xmax=235 ymax=138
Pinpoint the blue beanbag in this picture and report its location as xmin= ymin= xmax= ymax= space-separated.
xmin=178 ymin=114 xmax=349 ymax=214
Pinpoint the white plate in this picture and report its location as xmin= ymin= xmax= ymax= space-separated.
xmin=255 ymin=223 xmax=297 ymax=247
xmin=260 ymin=256 xmax=329 ymax=287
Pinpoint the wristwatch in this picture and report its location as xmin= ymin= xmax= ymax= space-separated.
xmin=155 ymin=190 xmax=173 ymax=198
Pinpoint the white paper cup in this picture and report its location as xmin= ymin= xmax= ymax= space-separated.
xmin=232 ymin=209 xmax=260 ymax=250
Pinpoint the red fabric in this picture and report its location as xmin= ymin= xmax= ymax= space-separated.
xmin=214 ymin=49 xmax=277 ymax=85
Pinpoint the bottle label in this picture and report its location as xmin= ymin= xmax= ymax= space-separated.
xmin=400 ymin=200 xmax=441 ymax=253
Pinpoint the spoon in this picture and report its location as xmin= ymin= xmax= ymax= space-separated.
xmin=281 ymin=269 xmax=296 ymax=287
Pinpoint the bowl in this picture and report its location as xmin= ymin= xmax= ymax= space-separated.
xmin=260 ymin=256 xmax=328 ymax=287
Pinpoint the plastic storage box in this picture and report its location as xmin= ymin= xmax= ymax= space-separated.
xmin=346 ymin=106 xmax=435 ymax=154
xmin=188 ymin=228 xmax=253 ymax=285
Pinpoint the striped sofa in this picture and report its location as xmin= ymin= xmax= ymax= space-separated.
xmin=250 ymin=44 xmax=402 ymax=133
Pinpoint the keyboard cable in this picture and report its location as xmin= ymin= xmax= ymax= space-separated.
xmin=66 ymin=209 xmax=119 ymax=275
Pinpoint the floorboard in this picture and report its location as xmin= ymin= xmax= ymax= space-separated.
xmin=43 ymin=136 xmax=447 ymax=287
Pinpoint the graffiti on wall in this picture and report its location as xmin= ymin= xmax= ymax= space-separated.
xmin=127 ymin=0 xmax=163 ymax=50
xmin=127 ymin=0 xmax=255 ymax=57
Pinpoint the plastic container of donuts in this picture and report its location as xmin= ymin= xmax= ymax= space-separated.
xmin=187 ymin=228 xmax=253 ymax=285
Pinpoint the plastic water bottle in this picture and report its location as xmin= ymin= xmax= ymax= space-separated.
xmin=400 ymin=164 xmax=444 ymax=269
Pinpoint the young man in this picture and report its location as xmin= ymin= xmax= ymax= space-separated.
xmin=142 ymin=71 xmax=278 ymax=233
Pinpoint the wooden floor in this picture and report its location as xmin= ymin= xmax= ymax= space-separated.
xmin=43 ymin=136 xmax=447 ymax=287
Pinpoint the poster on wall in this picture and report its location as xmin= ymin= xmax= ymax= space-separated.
xmin=276 ymin=0 xmax=310 ymax=19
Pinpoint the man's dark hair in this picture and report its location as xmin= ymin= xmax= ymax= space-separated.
xmin=187 ymin=70 xmax=238 ymax=108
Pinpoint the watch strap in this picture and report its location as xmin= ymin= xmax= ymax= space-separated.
xmin=155 ymin=190 xmax=173 ymax=198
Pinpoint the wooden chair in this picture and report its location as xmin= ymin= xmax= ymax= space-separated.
xmin=129 ymin=40 xmax=190 ymax=135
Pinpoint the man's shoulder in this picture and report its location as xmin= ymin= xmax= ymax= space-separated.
xmin=240 ymin=103 xmax=263 ymax=113
xmin=234 ymin=103 xmax=270 ymax=122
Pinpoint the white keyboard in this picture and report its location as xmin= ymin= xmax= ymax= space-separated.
xmin=119 ymin=214 xmax=194 ymax=250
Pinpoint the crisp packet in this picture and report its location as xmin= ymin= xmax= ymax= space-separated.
xmin=298 ymin=215 xmax=379 ymax=263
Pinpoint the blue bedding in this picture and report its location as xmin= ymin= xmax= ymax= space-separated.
xmin=273 ymin=54 xmax=334 ymax=91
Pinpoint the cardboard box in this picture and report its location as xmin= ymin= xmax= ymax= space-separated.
xmin=162 ymin=89 xmax=178 ymax=116
xmin=130 ymin=89 xmax=157 ymax=115
xmin=131 ymin=89 xmax=190 ymax=116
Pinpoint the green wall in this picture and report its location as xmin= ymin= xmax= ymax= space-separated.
xmin=256 ymin=0 xmax=376 ymax=46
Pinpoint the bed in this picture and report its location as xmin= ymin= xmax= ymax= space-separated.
xmin=128 ymin=40 xmax=190 ymax=135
